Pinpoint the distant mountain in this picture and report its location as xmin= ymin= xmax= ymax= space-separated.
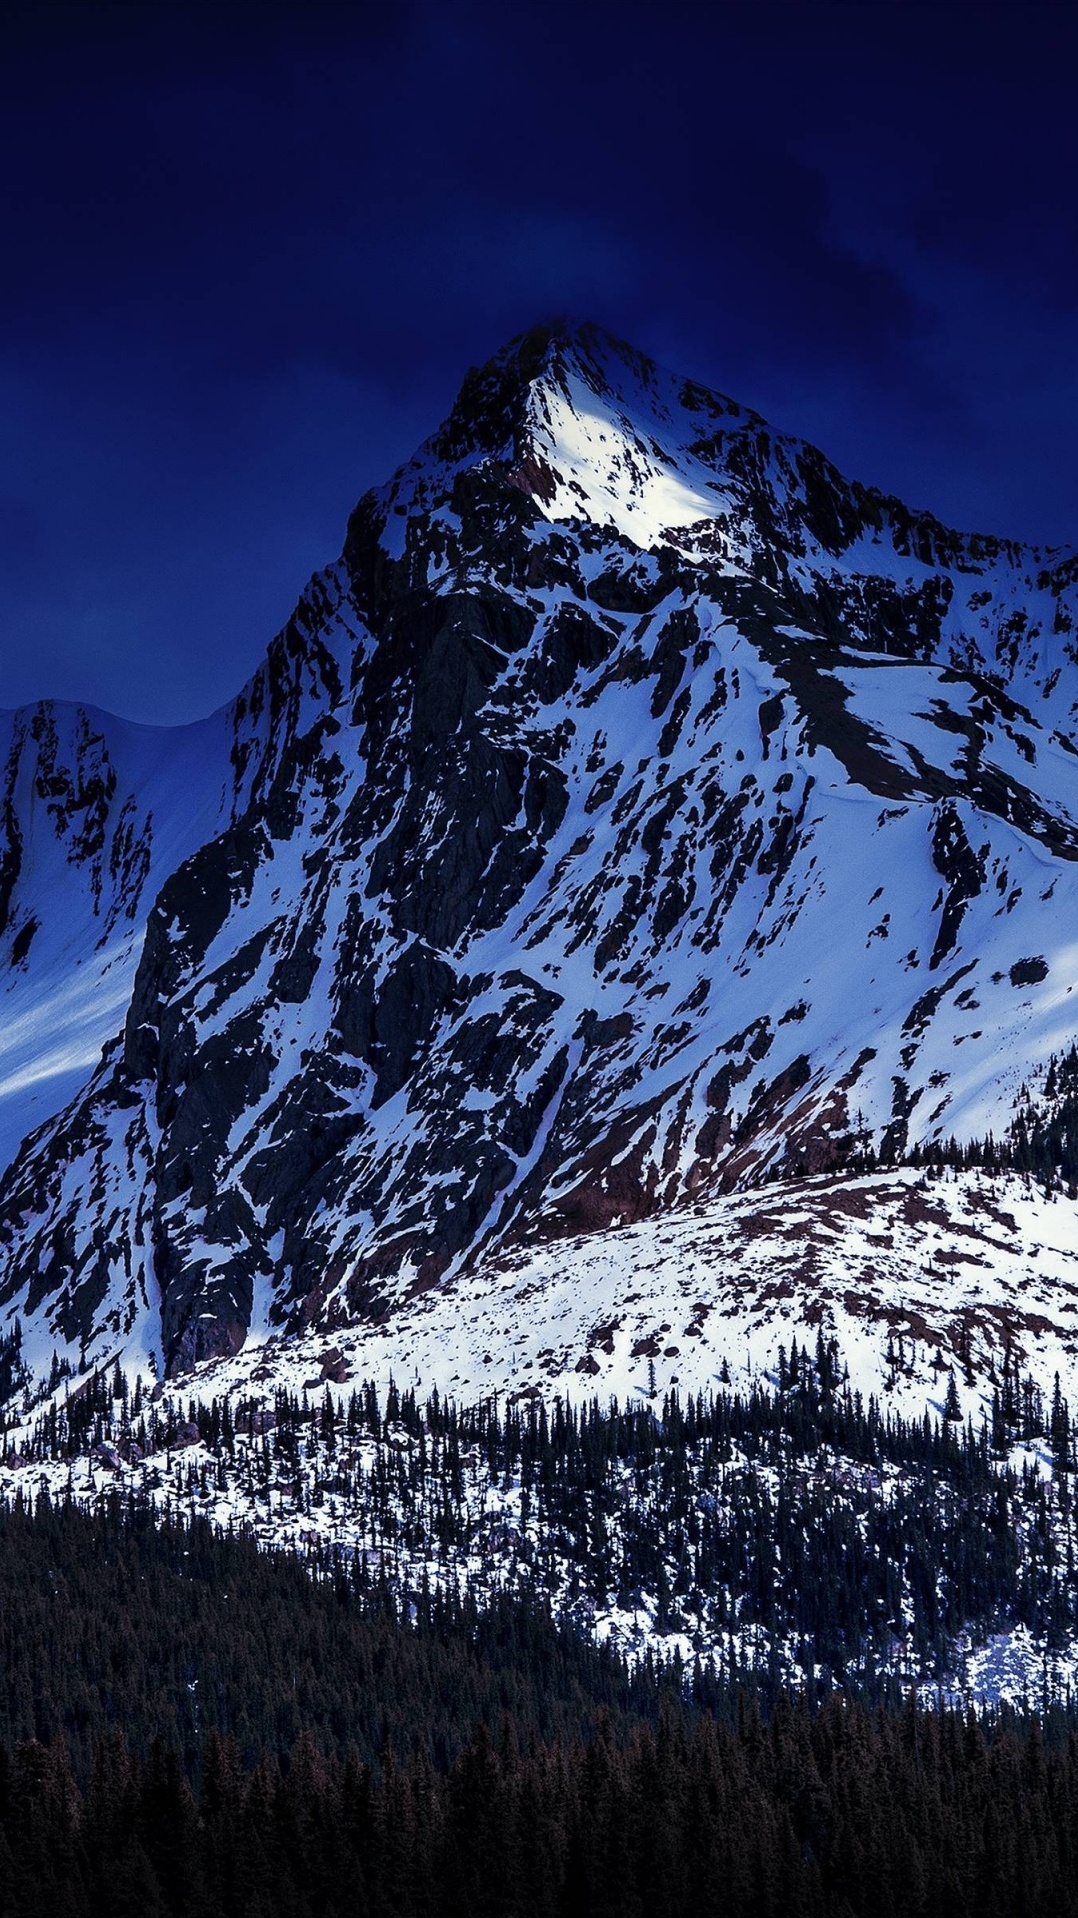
xmin=2 ymin=320 xmax=1078 ymax=1388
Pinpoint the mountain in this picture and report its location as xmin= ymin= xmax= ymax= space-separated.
xmin=2 ymin=319 xmax=1078 ymax=1396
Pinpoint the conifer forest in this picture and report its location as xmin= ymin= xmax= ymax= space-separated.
xmin=5 ymin=1354 xmax=1078 ymax=1913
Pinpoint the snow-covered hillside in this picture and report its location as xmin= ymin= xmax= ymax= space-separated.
xmin=1 ymin=321 xmax=1078 ymax=1394
xmin=162 ymin=1167 xmax=1078 ymax=1430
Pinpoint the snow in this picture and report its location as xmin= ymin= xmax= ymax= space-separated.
xmin=529 ymin=373 xmax=722 ymax=548
xmin=39 ymin=1169 xmax=1073 ymax=1446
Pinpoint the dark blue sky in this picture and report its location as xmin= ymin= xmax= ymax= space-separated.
xmin=2 ymin=0 xmax=1077 ymax=723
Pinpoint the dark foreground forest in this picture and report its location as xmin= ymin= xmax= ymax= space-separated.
xmin=3 ymin=1685 xmax=1077 ymax=1918
xmin=0 ymin=1498 xmax=1076 ymax=1918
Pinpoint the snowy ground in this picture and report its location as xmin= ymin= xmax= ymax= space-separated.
xmin=95 ymin=1167 xmax=1078 ymax=1435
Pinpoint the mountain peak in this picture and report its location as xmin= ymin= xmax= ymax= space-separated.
xmin=370 ymin=315 xmax=1074 ymax=617
xmin=394 ymin=318 xmax=750 ymax=559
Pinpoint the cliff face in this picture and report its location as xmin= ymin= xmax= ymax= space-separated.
xmin=2 ymin=321 xmax=1077 ymax=1377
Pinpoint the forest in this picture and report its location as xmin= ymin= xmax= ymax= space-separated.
xmin=0 ymin=1494 xmax=1077 ymax=1918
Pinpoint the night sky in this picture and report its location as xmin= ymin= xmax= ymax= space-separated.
xmin=2 ymin=0 xmax=1076 ymax=724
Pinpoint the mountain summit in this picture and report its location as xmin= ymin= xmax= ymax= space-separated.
xmin=1 ymin=324 xmax=1077 ymax=1381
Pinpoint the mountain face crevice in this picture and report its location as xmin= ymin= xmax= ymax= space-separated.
xmin=1 ymin=320 xmax=1077 ymax=1376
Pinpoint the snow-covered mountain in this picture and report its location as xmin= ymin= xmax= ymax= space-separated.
xmin=3 ymin=319 xmax=1078 ymax=1391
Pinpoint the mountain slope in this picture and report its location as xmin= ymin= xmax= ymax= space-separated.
xmin=1 ymin=321 xmax=1077 ymax=1383
xmin=0 ymin=696 xmax=262 ymax=1172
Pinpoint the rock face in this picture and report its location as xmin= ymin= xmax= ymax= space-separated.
xmin=2 ymin=320 xmax=1078 ymax=1377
